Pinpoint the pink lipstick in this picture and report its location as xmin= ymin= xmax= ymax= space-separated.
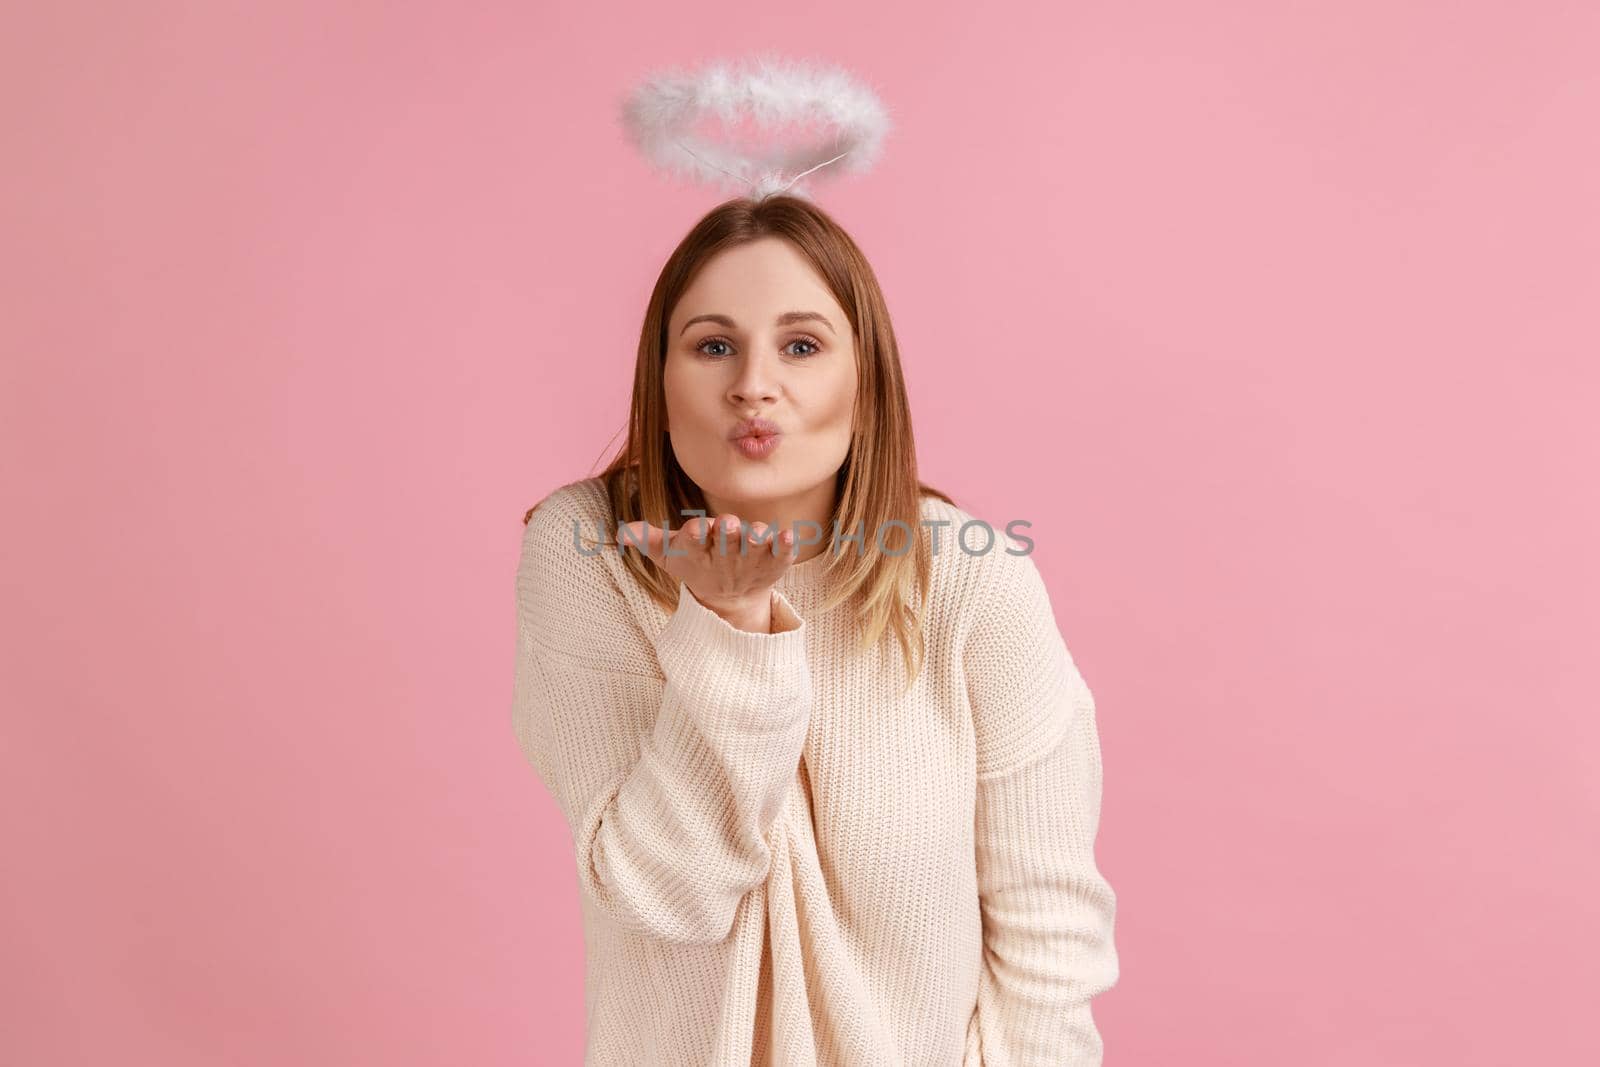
xmin=729 ymin=417 xmax=783 ymax=460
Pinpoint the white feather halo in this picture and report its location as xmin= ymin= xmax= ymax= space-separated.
xmin=618 ymin=53 xmax=892 ymax=202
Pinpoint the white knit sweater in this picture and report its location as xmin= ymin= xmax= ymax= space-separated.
xmin=512 ymin=476 xmax=1119 ymax=1065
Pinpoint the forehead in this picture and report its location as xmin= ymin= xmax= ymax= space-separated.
xmin=672 ymin=238 xmax=846 ymax=328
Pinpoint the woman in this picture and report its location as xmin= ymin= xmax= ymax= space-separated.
xmin=512 ymin=194 xmax=1119 ymax=1065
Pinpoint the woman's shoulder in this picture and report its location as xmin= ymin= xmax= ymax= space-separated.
xmin=520 ymin=472 xmax=619 ymax=565
xmin=916 ymin=492 xmax=1052 ymax=635
xmin=917 ymin=491 xmax=1036 ymax=576
xmin=523 ymin=473 xmax=624 ymax=561
xmin=523 ymin=475 xmax=613 ymax=537
xmin=516 ymin=476 xmax=639 ymax=663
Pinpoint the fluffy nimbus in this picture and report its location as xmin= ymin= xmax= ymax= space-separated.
xmin=618 ymin=52 xmax=893 ymax=201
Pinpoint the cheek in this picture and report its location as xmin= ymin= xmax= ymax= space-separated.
xmin=816 ymin=363 xmax=857 ymax=426
xmin=661 ymin=359 xmax=705 ymax=429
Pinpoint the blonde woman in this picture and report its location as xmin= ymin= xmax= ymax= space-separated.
xmin=512 ymin=195 xmax=1119 ymax=1065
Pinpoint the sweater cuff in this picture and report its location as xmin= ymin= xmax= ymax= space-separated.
xmin=653 ymin=582 xmax=810 ymax=728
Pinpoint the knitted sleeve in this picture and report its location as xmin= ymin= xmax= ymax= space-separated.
xmin=511 ymin=490 xmax=813 ymax=945
xmin=962 ymin=542 xmax=1120 ymax=1065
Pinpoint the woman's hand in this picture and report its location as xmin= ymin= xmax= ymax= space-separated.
xmin=616 ymin=514 xmax=800 ymax=632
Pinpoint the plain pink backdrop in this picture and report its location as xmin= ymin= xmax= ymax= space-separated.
xmin=4 ymin=1 xmax=1596 ymax=1064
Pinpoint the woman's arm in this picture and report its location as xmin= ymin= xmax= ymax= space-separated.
xmin=511 ymin=489 xmax=811 ymax=945
xmin=963 ymin=542 xmax=1120 ymax=1066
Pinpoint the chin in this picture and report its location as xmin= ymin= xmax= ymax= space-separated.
xmin=699 ymin=463 xmax=798 ymax=507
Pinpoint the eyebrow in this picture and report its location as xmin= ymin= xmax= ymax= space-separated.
xmin=678 ymin=310 xmax=837 ymax=337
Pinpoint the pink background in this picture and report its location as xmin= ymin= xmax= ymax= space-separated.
xmin=4 ymin=1 xmax=1596 ymax=1063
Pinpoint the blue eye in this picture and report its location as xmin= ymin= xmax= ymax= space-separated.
xmin=694 ymin=335 xmax=822 ymax=359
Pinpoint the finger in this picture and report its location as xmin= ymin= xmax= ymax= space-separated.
xmin=747 ymin=521 xmax=783 ymax=560
xmin=707 ymin=514 xmax=743 ymax=561
xmin=671 ymin=515 xmax=715 ymax=564
xmin=728 ymin=515 xmax=758 ymax=560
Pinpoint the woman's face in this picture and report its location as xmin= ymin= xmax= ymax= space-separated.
xmin=663 ymin=237 xmax=858 ymax=518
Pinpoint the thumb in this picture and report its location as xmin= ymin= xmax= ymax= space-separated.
xmin=615 ymin=520 xmax=666 ymax=560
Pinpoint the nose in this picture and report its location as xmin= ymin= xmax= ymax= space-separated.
xmin=728 ymin=351 xmax=780 ymax=407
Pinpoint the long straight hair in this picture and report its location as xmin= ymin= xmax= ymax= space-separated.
xmin=527 ymin=194 xmax=954 ymax=690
